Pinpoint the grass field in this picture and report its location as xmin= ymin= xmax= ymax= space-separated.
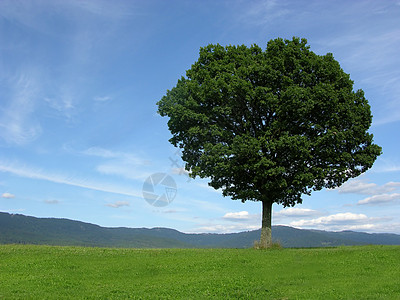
xmin=0 ymin=245 xmax=399 ymax=299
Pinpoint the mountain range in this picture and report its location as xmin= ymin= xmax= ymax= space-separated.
xmin=1 ymin=212 xmax=399 ymax=248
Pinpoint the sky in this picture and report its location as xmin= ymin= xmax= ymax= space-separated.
xmin=1 ymin=0 xmax=400 ymax=235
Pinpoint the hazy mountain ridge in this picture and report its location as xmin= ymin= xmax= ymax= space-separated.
xmin=1 ymin=212 xmax=399 ymax=248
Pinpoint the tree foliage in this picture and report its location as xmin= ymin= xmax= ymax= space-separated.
xmin=157 ymin=37 xmax=382 ymax=246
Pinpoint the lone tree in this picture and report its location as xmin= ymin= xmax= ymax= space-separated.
xmin=157 ymin=37 xmax=382 ymax=248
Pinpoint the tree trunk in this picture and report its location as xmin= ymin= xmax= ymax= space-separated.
xmin=260 ymin=200 xmax=273 ymax=248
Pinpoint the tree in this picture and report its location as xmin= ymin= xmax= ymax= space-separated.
xmin=157 ymin=37 xmax=382 ymax=248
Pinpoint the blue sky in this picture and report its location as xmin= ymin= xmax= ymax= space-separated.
xmin=1 ymin=0 xmax=400 ymax=234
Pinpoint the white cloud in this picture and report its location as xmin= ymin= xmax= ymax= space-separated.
xmin=237 ymin=0 xmax=290 ymax=26
xmin=385 ymin=182 xmax=400 ymax=188
xmin=337 ymin=179 xmax=400 ymax=195
xmin=288 ymin=213 xmax=398 ymax=233
xmin=195 ymin=223 xmax=260 ymax=233
xmin=337 ymin=180 xmax=378 ymax=194
xmin=82 ymin=147 xmax=121 ymax=158
xmin=67 ymin=0 xmax=136 ymax=19
xmin=357 ymin=193 xmax=400 ymax=205
xmin=291 ymin=212 xmax=369 ymax=227
xmin=336 ymin=224 xmax=377 ymax=231
xmin=106 ymin=201 xmax=130 ymax=208
xmin=44 ymin=92 xmax=75 ymax=119
xmin=336 ymin=180 xmax=400 ymax=206
xmin=0 ymin=0 xmax=137 ymax=130
xmin=213 ymin=211 xmax=261 ymax=232
xmin=364 ymin=157 xmax=400 ymax=173
xmin=364 ymin=222 xmax=400 ymax=234
xmin=274 ymin=207 xmax=320 ymax=217
xmin=223 ymin=211 xmax=251 ymax=220
xmin=94 ymin=96 xmax=112 ymax=102
xmin=2 ymin=192 xmax=15 ymax=199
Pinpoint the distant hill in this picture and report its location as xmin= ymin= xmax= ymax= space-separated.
xmin=1 ymin=212 xmax=399 ymax=248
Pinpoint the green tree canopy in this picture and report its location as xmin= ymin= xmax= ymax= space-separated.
xmin=157 ymin=37 xmax=382 ymax=247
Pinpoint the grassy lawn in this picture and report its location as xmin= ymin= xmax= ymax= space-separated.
xmin=0 ymin=245 xmax=399 ymax=299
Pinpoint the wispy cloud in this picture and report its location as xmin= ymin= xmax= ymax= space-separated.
xmin=0 ymin=0 xmax=136 ymax=32
xmin=0 ymin=160 xmax=142 ymax=199
xmin=0 ymin=71 xmax=42 ymax=145
xmin=0 ymin=0 xmax=139 ymax=129
xmin=106 ymin=201 xmax=130 ymax=208
xmin=44 ymin=199 xmax=60 ymax=205
xmin=94 ymin=96 xmax=112 ymax=102
xmin=315 ymin=7 xmax=400 ymax=125
xmin=81 ymin=147 xmax=152 ymax=181
xmin=96 ymin=163 xmax=152 ymax=181
xmin=44 ymin=89 xmax=76 ymax=120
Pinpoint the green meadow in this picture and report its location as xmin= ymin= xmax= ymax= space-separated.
xmin=0 ymin=245 xmax=399 ymax=299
